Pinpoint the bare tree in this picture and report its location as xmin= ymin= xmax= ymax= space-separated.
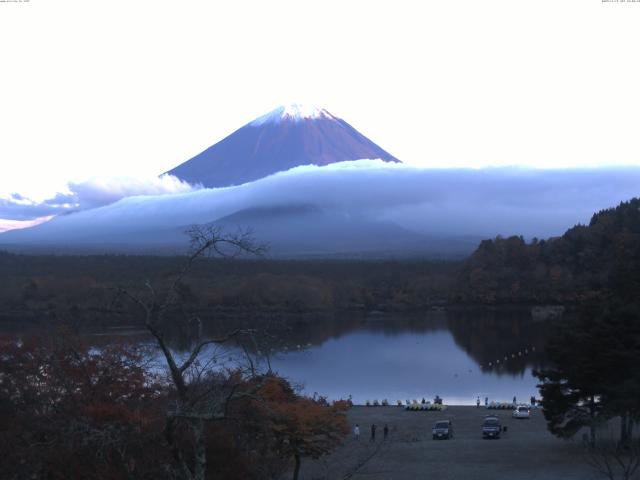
xmin=115 ymin=225 xmax=266 ymax=480
xmin=584 ymin=439 xmax=640 ymax=480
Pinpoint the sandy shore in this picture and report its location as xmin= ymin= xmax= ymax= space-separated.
xmin=298 ymin=406 xmax=596 ymax=480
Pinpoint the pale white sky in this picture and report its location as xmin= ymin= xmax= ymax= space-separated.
xmin=1 ymin=0 xmax=639 ymax=200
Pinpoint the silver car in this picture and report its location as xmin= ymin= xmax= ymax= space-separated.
xmin=512 ymin=405 xmax=531 ymax=419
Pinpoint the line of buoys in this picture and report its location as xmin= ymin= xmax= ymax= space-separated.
xmin=481 ymin=346 xmax=539 ymax=370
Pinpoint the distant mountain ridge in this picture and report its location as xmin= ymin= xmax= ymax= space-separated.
xmin=0 ymin=200 xmax=481 ymax=259
xmin=212 ymin=204 xmax=479 ymax=258
xmin=166 ymin=104 xmax=400 ymax=187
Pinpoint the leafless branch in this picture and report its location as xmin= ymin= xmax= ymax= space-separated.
xmin=584 ymin=439 xmax=640 ymax=480
xmin=178 ymin=330 xmax=242 ymax=374
xmin=108 ymin=225 xmax=267 ymax=480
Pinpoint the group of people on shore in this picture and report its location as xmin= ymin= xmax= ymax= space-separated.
xmin=353 ymin=423 xmax=388 ymax=442
xmin=475 ymin=395 xmax=538 ymax=407
xmin=353 ymin=395 xmax=540 ymax=442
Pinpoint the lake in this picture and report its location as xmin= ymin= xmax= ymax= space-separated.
xmin=136 ymin=307 xmax=549 ymax=406
xmin=264 ymin=309 xmax=547 ymax=405
xmin=5 ymin=307 xmax=550 ymax=406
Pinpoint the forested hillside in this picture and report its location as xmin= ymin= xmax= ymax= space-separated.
xmin=456 ymin=198 xmax=640 ymax=304
xmin=0 ymin=253 xmax=457 ymax=326
xmin=2 ymin=198 xmax=639 ymax=324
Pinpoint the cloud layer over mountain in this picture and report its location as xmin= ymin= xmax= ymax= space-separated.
xmin=1 ymin=161 xmax=639 ymax=254
xmin=0 ymin=174 xmax=197 ymax=222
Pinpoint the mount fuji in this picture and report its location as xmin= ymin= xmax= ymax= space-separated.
xmin=166 ymin=104 xmax=400 ymax=187
xmin=4 ymin=103 xmax=639 ymax=258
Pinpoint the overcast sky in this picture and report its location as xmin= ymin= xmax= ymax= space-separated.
xmin=1 ymin=0 xmax=639 ymax=202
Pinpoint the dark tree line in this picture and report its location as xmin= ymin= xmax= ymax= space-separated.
xmin=3 ymin=197 xmax=640 ymax=318
xmin=528 ymin=200 xmax=640 ymax=478
xmin=456 ymin=198 xmax=640 ymax=305
xmin=0 ymin=250 xmax=458 ymax=326
xmin=535 ymin=302 xmax=640 ymax=445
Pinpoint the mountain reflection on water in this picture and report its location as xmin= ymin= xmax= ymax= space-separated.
xmin=105 ymin=307 xmax=549 ymax=405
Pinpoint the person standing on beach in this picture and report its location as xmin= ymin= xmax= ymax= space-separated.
xmin=383 ymin=424 xmax=389 ymax=440
xmin=354 ymin=424 xmax=360 ymax=440
xmin=476 ymin=396 xmax=481 ymax=408
xmin=370 ymin=424 xmax=377 ymax=442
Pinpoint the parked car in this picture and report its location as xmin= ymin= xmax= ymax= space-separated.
xmin=482 ymin=415 xmax=501 ymax=439
xmin=512 ymin=405 xmax=530 ymax=419
xmin=432 ymin=420 xmax=453 ymax=440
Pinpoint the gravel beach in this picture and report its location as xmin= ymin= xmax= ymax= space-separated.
xmin=299 ymin=406 xmax=598 ymax=480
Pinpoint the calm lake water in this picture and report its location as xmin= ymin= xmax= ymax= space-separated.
xmin=263 ymin=310 xmax=547 ymax=405
xmin=151 ymin=308 xmax=548 ymax=406
xmin=8 ymin=308 xmax=550 ymax=406
xmin=269 ymin=328 xmax=538 ymax=405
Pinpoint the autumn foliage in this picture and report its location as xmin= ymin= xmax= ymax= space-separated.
xmin=240 ymin=376 xmax=349 ymax=479
xmin=0 ymin=331 xmax=165 ymax=479
xmin=0 ymin=332 xmax=349 ymax=479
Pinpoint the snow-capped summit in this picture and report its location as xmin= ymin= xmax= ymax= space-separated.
xmin=250 ymin=103 xmax=334 ymax=126
xmin=167 ymin=104 xmax=400 ymax=188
